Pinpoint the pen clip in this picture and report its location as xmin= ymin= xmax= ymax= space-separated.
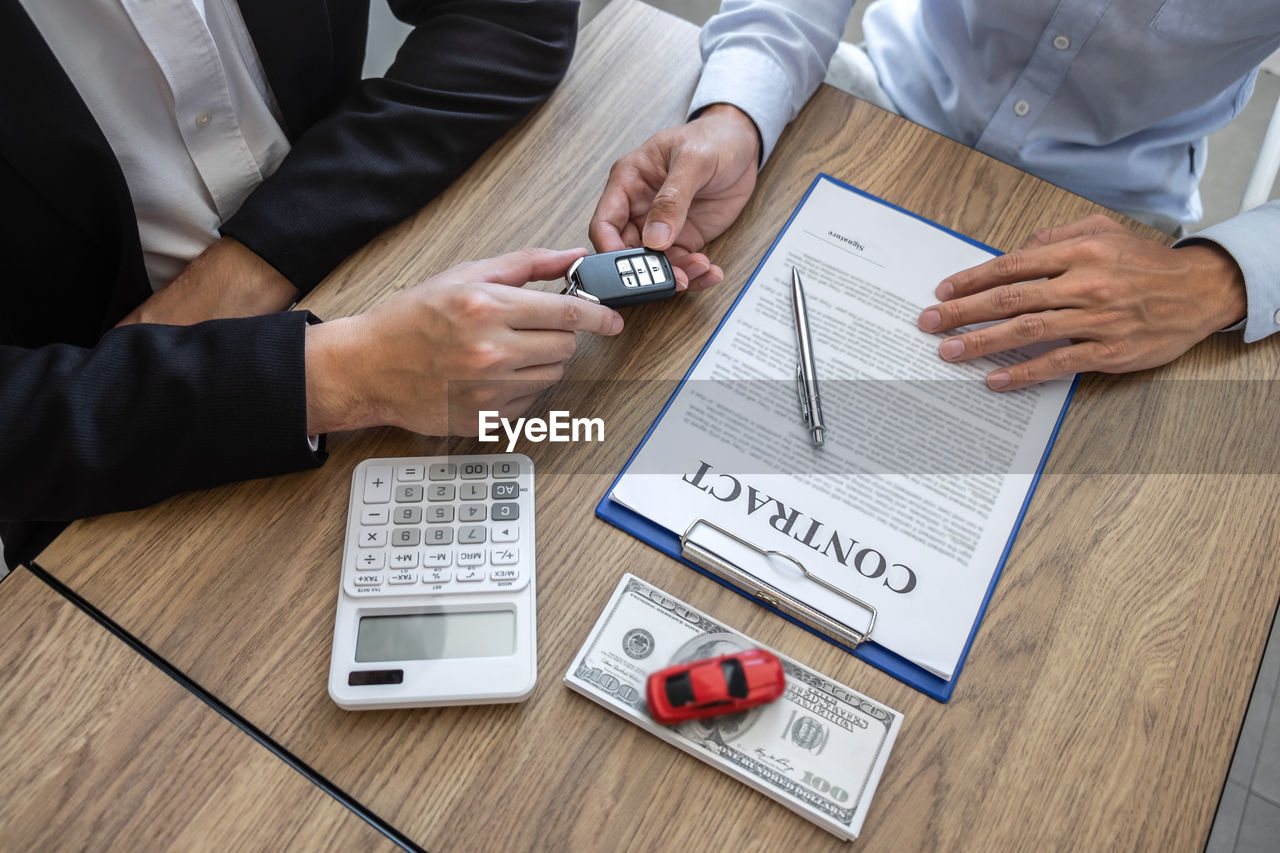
xmin=795 ymin=364 xmax=811 ymax=427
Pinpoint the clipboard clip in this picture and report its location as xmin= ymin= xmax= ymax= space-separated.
xmin=679 ymin=518 xmax=876 ymax=649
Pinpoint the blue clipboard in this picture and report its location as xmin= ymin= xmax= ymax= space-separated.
xmin=596 ymin=174 xmax=1077 ymax=702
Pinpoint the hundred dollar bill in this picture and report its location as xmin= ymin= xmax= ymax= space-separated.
xmin=564 ymin=573 xmax=902 ymax=841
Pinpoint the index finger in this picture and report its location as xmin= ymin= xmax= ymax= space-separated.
xmin=937 ymin=243 xmax=1072 ymax=300
xmin=505 ymin=288 xmax=624 ymax=337
xmin=589 ymin=162 xmax=649 ymax=253
xmin=453 ymin=247 xmax=590 ymax=288
xmin=1020 ymin=214 xmax=1125 ymax=250
xmin=589 ymin=183 xmax=633 ymax=253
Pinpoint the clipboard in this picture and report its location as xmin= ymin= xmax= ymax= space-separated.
xmin=597 ymin=173 xmax=1078 ymax=703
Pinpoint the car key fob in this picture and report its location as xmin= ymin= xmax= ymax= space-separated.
xmin=564 ymin=249 xmax=677 ymax=308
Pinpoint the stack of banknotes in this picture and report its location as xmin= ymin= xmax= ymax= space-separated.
xmin=564 ymin=574 xmax=903 ymax=841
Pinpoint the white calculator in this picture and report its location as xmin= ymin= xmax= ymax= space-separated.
xmin=327 ymin=454 xmax=536 ymax=710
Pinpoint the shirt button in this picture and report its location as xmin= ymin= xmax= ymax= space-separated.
xmin=1053 ymin=34 xmax=1070 ymax=50
xmin=1013 ymin=100 xmax=1031 ymax=117
xmin=194 ymin=112 xmax=212 ymax=128
xmin=1273 ymin=308 xmax=1280 ymax=325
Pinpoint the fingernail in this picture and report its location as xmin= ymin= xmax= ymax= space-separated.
xmin=610 ymin=315 xmax=624 ymax=334
xmin=643 ymin=222 xmax=671 ymax=248
xmin=988 ymin=371 xmax=1011 ymax=390
xmin=936 ymin=280 xmax=954 ymax=300
xmin=919 ymin=309 xmax=942 ymax=332
xmin=939 ymin=338 xmax=965 ymax=360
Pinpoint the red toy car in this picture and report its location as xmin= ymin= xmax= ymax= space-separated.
xmin=645 ymin=648 xmax=786 ymax=726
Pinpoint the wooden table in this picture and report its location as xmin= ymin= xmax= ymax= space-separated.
xmin=0 ymin=568 xmax=398 ymax=851
xmin=29 ymin=1 xmax=1280 ymax=849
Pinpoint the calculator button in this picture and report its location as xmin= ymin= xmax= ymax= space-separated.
xmin=355 ymin=573 xmax=383 ymax=587
xmin=457 ymin=567 xmax=485 ymax=583
xmin=361 ymin=507 xmax=389 ymax=525
xmin=426 ymin=505 xmax=454 ymax=523
xmin=460 ymin=483 xmax=487 ymax=501
xmin=389 ymin=571 xmax=418 ymax=585
xmin=423 ymin=549 xmax=451 ymax=568
xmin=458 ymin=526 xmax=486 ymax=545
xmin=363 ymin=465 xmax=393 ymax=504
xmin=492 ymin=525 xmax=519 ymax=543
xmin=493 ymin=461 xmax=519 ymax=479
xmin=491 ymin=503 xmax=519 ymax=522
xmin=354 ymin=551 xmax=386 ymax=571
xmin=426 ymin=527 xmax=454 ymax=546
xmin=491 ymin=568 xmax=520 ymax=582
xmin=460 ymin=504 xmax=487 ymax=523
xmin=634 ymin=267 xmax=652 ymax=286
xmin=645 ymin=255 xmax=666 ymax=282
xmin=424 ymin=568 xmax=452 ymax=584
xmin=491 ymin=547 xmax=519 ymax=566
xmin=394 ymin=506 xmax=423 ymax=524
xmin=392 ymin=528 xmax=421 ymax=547
xmin=395 ymin=484 xmax=424 ymax=503
xmin=391 ymin=551 xmax=420 ymax=569
xmin=396 ymin=464 xmax=425 ymax=482
xmin=428 ymin=484 xmax=456 ymax=502
xmin=428 ymin=463 xmax=457 ymax=481
xmin=491 ymin=482 xmax=518 ymax=500
xmin=359 ymin=528 xmax=388 ymax=548
xmin=621 ymin=273 xmax=637 ymax=288
xmin=460 ymin=462 xmax=488 ymax=480
xmin=615 ymin=258 xmax=634 ymax=274
xmin=457 ymin=549 xmax=485 ymax=567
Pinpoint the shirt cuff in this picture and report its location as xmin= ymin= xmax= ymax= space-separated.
xmin=301 ymin=311 xmax=328 ymax=456
xmin=1175 ymin=201 xmax=1280 ymax=343
xmin=688 ymin=45 xmax=797 ymax=164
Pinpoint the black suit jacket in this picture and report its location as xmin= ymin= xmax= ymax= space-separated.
xmin=0 ymin=0 xmax=577 ymax=565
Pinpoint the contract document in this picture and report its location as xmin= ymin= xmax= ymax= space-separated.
xmin=603 ymin=175 xmax=1073 ymax=693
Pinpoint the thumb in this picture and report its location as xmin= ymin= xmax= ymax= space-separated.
xmin=642 ymin=150 xmax=714 ymax=251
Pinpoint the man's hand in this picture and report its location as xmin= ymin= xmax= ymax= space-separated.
xmin=589 ymin=104 xmax=762 ymax=290
xmin=117 ymin=237 xmax=300 ymax=326
xmin=916 ymin=214 xmax=1247 ymax=390
xmin=305 ymin=248 xmax=624 ymax=436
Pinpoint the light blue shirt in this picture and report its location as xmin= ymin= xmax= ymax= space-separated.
xmin=690 ymin=0 xmax=1280 ymax=342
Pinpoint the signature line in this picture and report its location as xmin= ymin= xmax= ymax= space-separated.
xmin=803 ymin=230 xmax=885 ymax=268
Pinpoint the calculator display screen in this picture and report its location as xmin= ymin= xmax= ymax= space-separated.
xmin=355 ymin=611 xmax=515 ymax=662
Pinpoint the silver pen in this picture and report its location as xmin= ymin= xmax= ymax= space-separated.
xmin=791 ymin=267 xmax=825 ymax=447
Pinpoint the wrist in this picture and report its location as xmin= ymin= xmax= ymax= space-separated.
xmin=305 ymin=318 xmax=380 ymax=435
xmin=126 ymin=237 xmax=302 ymax=326
xmin=214 ymin=237 xmax=300 ymax=313
xmin=1178 ymin=241 xmax=1248 ymax=332
xmin=698 ymin=103 xmax=762 ymax=167
xmin=175 ymin=237 xmax=299 ymax=320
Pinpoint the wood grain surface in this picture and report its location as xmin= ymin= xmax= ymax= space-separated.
xmin=32 ymin=1 xmax=1280 ymax=850
xmin=0 ymin=569 xmax=397 ymax=852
